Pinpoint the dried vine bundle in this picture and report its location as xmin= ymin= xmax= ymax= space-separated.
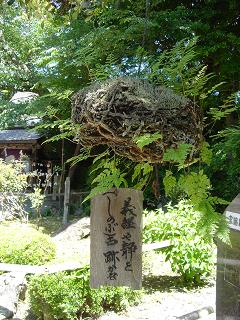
xmin=72 ymin=77 xmax=203 ymax=163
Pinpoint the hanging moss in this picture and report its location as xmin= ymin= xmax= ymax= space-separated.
xmin=72 ymin=77 xmax=203 ymax=163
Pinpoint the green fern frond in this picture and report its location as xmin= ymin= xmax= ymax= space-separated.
xmin=133 ymin=132 xmax=162 ymax=149
xmin=84 ymin=165 xmax=128 ymax=202
xmin=163 ymin=170 xmax=177 ymax=196
xmin=196 ymin=199 xmax=230 ymax=244
xmin=200 ymin=81 xmax=226 ymax=100
xmin=200 ymin=142 xmax=212 ymax=165
xmin=215 ymin=124 xmax=240 ymax=156
xmin=178 ymin=170 xmax=211 ymax=207
xmin=149 ymin=37 xmax=224 ymax=103
xmin=132 ymin=162 xmax=153 ymax=190
xmin=92 ymin=149 xmax=110 ymax=164
xmin=43 ymin=131 xmax=75 ymax=143
xmin=208 ymin=92 xmax=237 ymax=121
xmin=163 ymin=143 xmax=192 ymax=166
xmin=66 ymin=147 xmax=92 ymax=166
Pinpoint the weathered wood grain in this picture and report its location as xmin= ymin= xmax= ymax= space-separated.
xmin=90 ymin=188 xmax=143 ymax=289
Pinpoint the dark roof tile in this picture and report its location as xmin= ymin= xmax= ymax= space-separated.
xmin=0 ymin=129 xmax=41 ymax=143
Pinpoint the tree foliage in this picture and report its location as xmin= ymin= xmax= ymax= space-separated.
xmin=0 ymin=0 xmax=239 ymax=242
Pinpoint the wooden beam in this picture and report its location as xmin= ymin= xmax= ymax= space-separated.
xmin=0 ymin=144 xmax=32 ymax=150
xmin=0 ymin=142 xmax=38 ymax=149
xmin=177 ymin=306 xmax=214 ymax=320
xmin=0 ymin=262 xmax=82 ymax=274
xmin=0 ymin=241 xmax=173 ymax=274
xmin=142 ymin=240 xmax=172 ymax=252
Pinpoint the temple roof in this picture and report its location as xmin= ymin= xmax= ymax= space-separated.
xmin=0 ymin=129 xmax=41 ymax=144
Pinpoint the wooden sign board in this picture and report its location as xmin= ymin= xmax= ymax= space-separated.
xmin=90 ymin=188 xmax=143 ymax=290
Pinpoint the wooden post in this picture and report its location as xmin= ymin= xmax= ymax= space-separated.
xmin=63 ymin=177 xmax=70 ymax=225
xmin=78 ymin=194 xmax=83 ymax=216
xmin=52 ymin=175 xmax=60 ymax=201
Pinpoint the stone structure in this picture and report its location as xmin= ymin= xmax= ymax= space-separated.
xmin=216 ymin=194 xmax=240 ymax=319
xmin=0 ymin=272 xmax=27 ymax=320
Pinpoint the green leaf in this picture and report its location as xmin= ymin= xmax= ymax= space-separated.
xmin=85 ymin=158 xmax=128 ymax=201
xmin=66 ymin=148 xmax=92 ymax=166
xmin=178 ymin=171 xmax=211 ymax=207
xmin=132 ymin=162 xmax=153 ymax=190
xmin=208 ymin=93 xmax=237 ymax=121
xmin=133 ymin=176 xmax=149 ymax=190
xmin=93 ymin=149 xmax=110 ymax=164
xmin=142 ymin=163 xmax=153 ymax=175
xmin=132 ymin=163 xmax=142 ymax=182
xmin=133 ymin=133 xmax=162 ymax=149
xmin=163 ymin=170 xmax=177 ymax=196
xmin=43 ymin=131 xmax=74 ymax=143
xmin=200 ymin=142 xmax=212 ymax=165
xmin=163 ymin=143 xmax=192 ymax=165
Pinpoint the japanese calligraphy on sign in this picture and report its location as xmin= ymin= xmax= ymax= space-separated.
xmin=226 ymin=211 xmax=240 ymax=231
xmin=90 ymin=188 xmax=143 ymax=289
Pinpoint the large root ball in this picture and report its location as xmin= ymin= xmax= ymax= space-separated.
xmin=72 ymin=77 xmax=203 ymax=163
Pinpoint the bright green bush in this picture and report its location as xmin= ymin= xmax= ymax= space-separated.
xmin=0 ymin=223 xmax=56 ymax=265
xmin=29 ymin=266 xmax=141 ymax=320
xmin=0 ymin=160 xmax=29 ymax=221
xmin=143 ymin=200 xmax=215 ymax=285
xmin=0 ymin=159 xmax=28 ymax=193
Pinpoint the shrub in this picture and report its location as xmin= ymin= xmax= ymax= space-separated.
xmin=0 ymin=160 xmax=29 ymax=221
xmin=29 ymin=266 xmax=141 ymax=320
xmin=143 ymin=200 xmax=215 ymax=285
xmin=0 ymin=223 xmax=56 ymax=265
xmin=0 ymin=159 xmax=28 ymax=193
